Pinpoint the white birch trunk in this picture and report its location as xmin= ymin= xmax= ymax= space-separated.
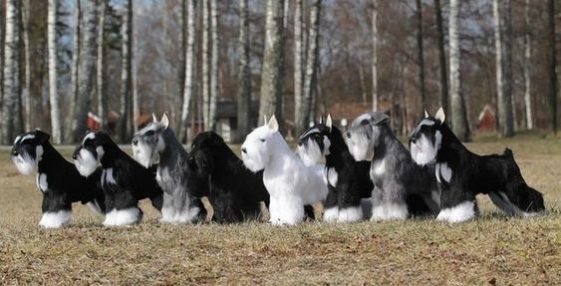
xmin=180 ymin=0 xmax=196 ymax=142
xmin=294 ymin=0 xmax=304 ymax=135
xmin=97 ymin=0 xmax=107 ymax=130
xmin=372 ymin=0 xmax=378 ymax=111
xmin=66 ymin=0 xmax=81 ymax=143
xmin=209 ymin=0 xmax=218 ymax=131
xmin=524 ymin=0 xmax=533 ymax=130
xmin=302 ymin=0 xmax=321 ymax=126
xmin=201 ymin=0 xmax=210 ymax=131
xmin=449 ymin=0 xmax=469 ymax=141
xmin=119 ymin=0 xmax=133 ymax=141
xmin=2 ymin=0 xmax=20 ymax=144
xmin=236 ymin=0 xmax=251 ymax=142
xmin=23 ymin=0 xmax=32 ymax=131
xmin=494 ymin=0 xmax=514 ymax=136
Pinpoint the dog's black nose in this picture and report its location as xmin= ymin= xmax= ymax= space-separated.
xmin=12 ymin=150 xmax=18 ymax=156
xmin=410 ymin=136 xmax=417 ymax=144
xmin=241 ymin=147 xmax=247 ymax=154
xmin=297 ymin=141 xmax=303 ymax=146
xmin=345 ymin=132 xmax=351 ymax=139
xmin=132 ymin=138 xmax=138 ymax=145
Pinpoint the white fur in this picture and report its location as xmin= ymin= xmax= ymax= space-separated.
xmin=242 ymin=123 xmax=328 ymax=225
xmin=13 ymin=135 xmax=21 ymax=144
xmin=103 ymin=208 xmax=142 ymax=226
xmin=160 ymin=205 xmax=201 ymax=224
xmin=12 ymin=146 xmax=43 ymax=175
xmin=370 ymin=203 xmax=408 ymax=221
xmin=323 ymin=207 xmax=339 ymax=223
xmin=39 ymin=210 xmax=72 ymax=228
xmin=327 ymin=167 xmax=338 ymax=187
xmin=346 ymin=133 xmax=374 ymax=162
xmin=338 ymin=206 xmax=364 ymax=222
xmin=83 ymin=132 xmax=96 ymax=142
xmin=20 ymin=134 xmax=35 ymax=143
xmin=74 ymin=149 xmax=99 ymax=177
xmin=437 ymin=201 xmax=477 ymax=223
xmin=411 ymin=131 xmax=442 ymax=166
xmin=86 ymin=201 xmax=104 ymax=215
xmin=132 ymin=142 xmax=155 ymax=168
xmin=102 ymin=168 xmax=117 ymax=186
xmin=37 ymin=173 xmax=48 ymax=192
xmin=297 ymin=139 xmax=323 ymax=166
xmin=372 ymin=159 xmax=386 ymax=176
xmin=435 ymin=162 xmax=453 ymax=184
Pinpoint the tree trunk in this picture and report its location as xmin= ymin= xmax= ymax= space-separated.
xmin=493 ymin=0 xmax=514 ymax=137
xmin=294 ymin=0 xmax=304 ymax=135
xmin=236 ymin=0 xmax=251 ymax=143
xmin=302 ymin=0 xmax=321 ymax=128
xmin=434 ymin=0 xmax=448 ymax=115
xmin=179 ymin=0 xmax=196 ymax=143
xmin=22 ymin=0 xmax=31 ymax=131
xmin=548 ymin=0 xmax=557 ymax=134
xmin=72 ymin=0 xmax=96 ymax=142
xmin=119 ymin=0 xmax=133 ymax=142
xmin=65 ymin=0 xmax=81 ymax=143
xmin=416 ymin=0 xmax=426 ymax=112
xmin=523 ymin=0 xmax=533 ymax=130
xmin=371 ymin=0 xmax=378 ymax=111
xmin=258 ymin=0 xmax=285 ymax=126
xmin=202 ymin=0 xmax=210 ymax=131
xmin=209 ymin=0 xmax=218 ymax=131
xmin=97 ymin=0 xmax=107 ymax=131
xmin=131 ymin=1 xmax=138 ymax=133
xmin=2 ymin=0 xmax=21 ymax=144
xmin=449 ymin=0 xmax=469 ymax=141
xmin=47 ymin=0 xmax=62 ymax=143
xmin=0 ymin=0 xmax=4 ymax=121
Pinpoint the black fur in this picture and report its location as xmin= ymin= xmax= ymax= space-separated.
xmin=189 ymin=131 xmax=269 ymax=223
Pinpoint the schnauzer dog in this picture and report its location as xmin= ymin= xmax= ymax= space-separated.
xmin=297 ymin=115 xmax=374 ymax=222
xmin=189 ymin=131 xmax=269 ymax=223
xmin=345 ymin=112 xmax=440 ymax=220
xmin=241 ymin=115 xmax=328 ymax=225
xmin=410 ymin=108 xmax=545 ymax=223
xmin=11 ymin=130 xmax=105 ymax=228
xmin=73 ymin=131 xmax=163 ymax=226
xmin=132 ymin=114 xmax=206 ymax=224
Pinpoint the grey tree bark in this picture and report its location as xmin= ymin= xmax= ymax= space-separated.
xmin=416 ymin=0 xmax=426 ymax=112
xmin=258 ymin=0 xmax=285 ymax=126
xmin=72 ymin=0 xmax=96 ymax=142
xmin=97 ymin=0 xmax=107 ymax=131
xmin=236 ymin=0 xmax=251 ymax=143
xmin=371 ymin=0 xmax=378 ymax=111
xmin=2 ymin=0 xmax=21 ymax=144
xmin=302 ymin=0 xmax=321 ymax=127
xmin=179 ymin=0 xmax=196 ymax=143
xmin=493 ymin=0 xmax=514 ymax=137
xmin=294 ymin=0 xmax=304 ymax=135
xmin=23 ymin=0 xmax=31 ymax=131
xmin=48 ymin=0 xmax=62 ymax=143
xmin=66 ymin=0 xmax=81 ymax=143
xmin=448 ymin=0 xmax=470 ymax=141
xmin=548 ymin=0 xmax=557 ymax=134
xmin=434 ymin=0 xmax=448 ymax=115
xmin=524 ymin=0 xmax=533 ymax=130
xmin=202 ymin=0 xmax=210 ymax=131
xmin=209 ymin=0 xmax=218 ymax=131
xmin=119 ymin=0 xmax=133 ymax=141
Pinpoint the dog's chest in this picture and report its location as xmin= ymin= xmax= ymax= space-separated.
xmin=101 ymin=168 xmax=118 ymax=189
xmin=36 ymin=173 xmax=48 ymax=193
xmin=327 ymin=167 xmax=338 ymax=187
xmin=435 ymin=162 xmax=453 ymax=184
xmin=156 ymin=167 xmax=175 ymax=191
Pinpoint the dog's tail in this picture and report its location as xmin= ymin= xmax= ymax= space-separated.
xmin=503 ymin=148 xmax=514 ymax=157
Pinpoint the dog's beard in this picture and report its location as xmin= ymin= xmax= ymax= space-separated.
xmin=74 ymin=149 xmax=99 ymax=177
xmin=12 ymin=153 xmax=36 ymax=175
xmin=132 ymin=142 xmax=159 ymax=168
xmin=346 ymin=132 xmax=374 ymax=161
xmin=297 ymin=140 xmax=324 ymax=166
xmin=410 ymin=133 xmax=440 ymax=166
xmin=241 ymin=151 xmax=266 ymax=173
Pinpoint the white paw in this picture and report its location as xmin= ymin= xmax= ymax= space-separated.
xmin=338 ymin=206 xmax=363 ymax=222
xmin=323 ymin=207 xmax=339 ymax=223
xmin=39 ymin=211 xmax=71 ymax=229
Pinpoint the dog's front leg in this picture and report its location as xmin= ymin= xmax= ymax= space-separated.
xmin=159 ymin=192 xmax=175 ymax=223
xmin=322 ymin=186 xmax=339 ymax=223
xmin=437 ymin=185 xmax=478 ymax=223
xmin=370 ymin=185 xmax=408 ymax=221
xmin=39 ymin=196 xmax=72 ymax=229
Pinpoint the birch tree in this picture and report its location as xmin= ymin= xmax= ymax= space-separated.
xmin=119 ymin=0 xmax=133 ymax=141
xmin=548 ymin=0 xmax=557 ymax=133
xmin=23 ymin=0 xmax=31 ymax=131
xmin=2 ymin=0 xmax=21 ymax=144
xmin=0 ymin=0 xmax=4 ymax=114
xmin=48 ymin=0 xmax=62 ymax=143
xmin=493 ymin=0 xmax=514 ymax=137
xmin=434 ymin=0 xmax=448 ymax=115
xmin=209 ymin=0 xmax=218 ymax=131
xmin=302 ymin=0 xmax=321 ymax=126
xmin=179 ymin=0 xmax=196 ymax=143
xmin=523 ymin=0 xmax=532 ymax=130
xmin=416 ymin=0 xmax=426 ymax=111
xmin=236 ymin=0 xmax=251 ymax=142
xmin=294 ymin=0 xmax=305 ymax=135
xmin=202 ymin=0 xmax=210 ymax=130
xmin=66 ymin=0 xmax=81 ymax=143
xmin=97 ymin=0 xmax=107 ymax=131
xmin=372 ymin=0 xmax=378 ymax=111
xmin=258 ymin=0 xmax=285 ymax=126
xmin=448 ymin=0 xmax=469 ymax=141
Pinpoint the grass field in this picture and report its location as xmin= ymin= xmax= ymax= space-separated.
xmin=1 ymin=134 xmax=561 ymax=285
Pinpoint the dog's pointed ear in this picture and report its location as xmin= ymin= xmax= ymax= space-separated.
xmin=326 ymin=114 xmax=333 ymax=131
xmin=435 ymin=107 xmax=446 ymax=123
xmin=34 ymin=129 xmax=50 ymax=144
xmin=424 ymin=109 xmax=430 ymax=118
xmin=152 ymin=113 xmax=158 ymax=122
xmin=161 ymin=113 xmax=170 ymax=129
xmin=263 ymin=115 xmax=268 ymax=126
xmin=371 ymin=112 xmax=390 ymax=125
xmin=268 ymin=115 xmax=279 ymax=132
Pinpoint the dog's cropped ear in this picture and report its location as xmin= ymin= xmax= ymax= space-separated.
xmin=326 ymin=114 xmax=333 ymax=131
xmin=435 ymin=107 xmax=446 ymax=123
xmin=268 ymin=115 xmax=279 ymax=132
xmin=161 ymin=113 xmax=170 ymax=129
xmin=152 ymin=113 xmax=158 ymax=123
xmin=424 ymin=109 xmax=430 ymax=118
xmin=34 ymin=129 xmax=50 ymax=144
xmin=372 ymin=112 xmax=389 ymax=125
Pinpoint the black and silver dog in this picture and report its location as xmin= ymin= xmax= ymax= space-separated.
xmin=410 ymin=108 xmax=545 ymax=222
xmin=73 ymin=131 xmax=163 ymax=226
xmin=297 ymin=115 xmax=374 ymax=222
xmin=11 ymin=130 xmax=105 ymax=228
xmin=132 ymin=114 xmax=207 ymax=224
xmin=345 ymin=112 xmax=440 ymax=220
xmin=189 ymin=131 xmax=270 ymax=223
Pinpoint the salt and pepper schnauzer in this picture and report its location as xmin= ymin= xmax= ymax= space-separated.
xmin=297 ymin=115 xmax=374 ymax=222
xmin=345 ymin=112 xmax=440 ymax=220
xmin=73 ymin=131 xmax=163 ymax=226
xmin=132 ymin=114 xmax=206 ymax=223
xmin=189 ymin=131 xmax=270 ymax=223
xmin=410 ymin=108 xmax=545 ymax=223
xmin=241 ymin=115 xmax=328 ymax=225
xmin=11 ymin=130 xmax=105 ymax=228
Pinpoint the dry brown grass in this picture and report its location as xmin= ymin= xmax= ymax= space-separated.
xmin=1 ymin=135 xmax=561 ymax=285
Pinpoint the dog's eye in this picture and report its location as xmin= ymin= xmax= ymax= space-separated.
xmin=145 ymin=130 xmax=155 ymax=136
xmin=360 ymin=119 xmax=370 ymax=126
xmin=260 ymin=138 xmax=266 ymax=143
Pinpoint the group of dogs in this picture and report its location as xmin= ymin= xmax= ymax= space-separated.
xmin=10 ymin=108 xmax=545 ymax=228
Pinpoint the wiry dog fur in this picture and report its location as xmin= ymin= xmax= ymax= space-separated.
xmin=297 ymin=115 xmax=374 ymax=223
xmin=189 ymin=131 xmax=269 ymax=223
xmin=11 ymin=130 xmax=105 ymax=228
xmin=132 ymin=114 xmax=206 ymax=224
xmin=410 ymin=108 xmax=545 ymax=223
xmin=345 ymin=112 xmax=439 ymax=220
xmin=74 ymin=131 xmax=163 ymax=226
xmin=241 ymin=115 xmax=328 ymax=225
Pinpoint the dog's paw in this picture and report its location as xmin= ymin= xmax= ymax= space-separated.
xmin=39 ymin=211 xmax=71 ymax=229
xmin=323 ymin=207 xmax=339 ymax=223
xmin=437 ymin=201 xmax=477 ymax=223
xmin=338 ymin=206 xmax=363 ymax=222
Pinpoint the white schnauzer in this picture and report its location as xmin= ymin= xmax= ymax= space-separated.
xmin=241 ymin=115 xmax=328 ymax=225
xmin=410 ymin=108 xmax=545 ymax=223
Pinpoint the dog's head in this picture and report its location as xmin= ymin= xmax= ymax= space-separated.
xmin=241 ymin=115 xmax=281 ymax=173
xmin=189 ymin=131 xmax=226 ymax=176
xmin=344 ymin=112 xmax=389 ymax=161
xmin=73 ymin=131 xmax=112 ymax=177
xmin=297 ymin=115 xmax=333 ymax=166
xmin=131 ymin=113 xmax=168 ymax=168
xmin=409 ymin=108 xmax=445 ymax=166
xmin=11 ymin=130 xmax=51 ymax=175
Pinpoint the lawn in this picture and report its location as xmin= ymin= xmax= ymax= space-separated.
xmin=1 ymin=134 xmax=561 ymax=285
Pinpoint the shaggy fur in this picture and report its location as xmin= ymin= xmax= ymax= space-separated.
xmin=410 ymin=108 xmax=545 ymax=223
xmin=345 ymin=112 xmax=439 ymax=220
xmin=11 ymin=130 xmax=105 ymax=228
xmin=241 ymin=116 xmax=328 ymax=225
xmin=74 ymin=131 xmax=163 ymax=226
